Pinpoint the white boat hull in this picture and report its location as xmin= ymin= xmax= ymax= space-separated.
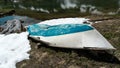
xmin=28 ymin=18 xmax=115 ymax=50
xmin=32 ymin=29 xmax=115 ymax=50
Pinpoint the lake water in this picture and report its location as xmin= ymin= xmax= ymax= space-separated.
xmin=0 ymin=15 xmax=40 ymax=26
xmin=0 ymin=0 xmax=120 ymax=15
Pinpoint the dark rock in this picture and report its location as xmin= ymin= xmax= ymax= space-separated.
xmin=4 ymin=10 xmax=15 ymax=16
xmin=0 ymin=10 xmax=15 ymax=17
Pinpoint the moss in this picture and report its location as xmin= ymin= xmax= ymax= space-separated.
xmin=15 ymin=9 xmax=91 ymax=20
xmin=104 ymin=32 xmax=116 ymax=39
xmin=0 ymin=8 xmax=14 ymax=13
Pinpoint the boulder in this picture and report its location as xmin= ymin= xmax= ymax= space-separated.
xmin=0 ymin=19 xmax=26 ymax=34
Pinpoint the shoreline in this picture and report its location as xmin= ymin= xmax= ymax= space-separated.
xmin=0 ymin=9 xmax=120 ymax=68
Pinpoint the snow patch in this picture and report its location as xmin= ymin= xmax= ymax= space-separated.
xmin=53 ymin=9 xmax=58 ymax=12
xmin=119 ymin=0 xmax=120 ymax=7
xmin=36 ymin=8 xmax=49 ymax=13
xmin=108 ymin=8 xmax=120 ymax=15
xmin=80 ymin=4 xmax=103 ymax=15
xmin=30 ymin=6 xmax=35 ymax=10
xmin=39 ymin=8 xmax=49 ymax=13
xmin=116 ymin=8 xmax=120 ymax=14
xmin=13 ymin=0 xmax=19 ymax=3
xmin=91 ymin=9 xmax=103 ymax=15
xmin=108 ymin=12 xmax=116 ymax=15
xmin=0 ymin=32 xmax=31 ymax=68
xmin=61 ymin=0 xmax=77 ymax=9
xmin=80 ymin=4 xmax=87 ymax=13
xmin=19 ymin=5 xmax=27 ymax=9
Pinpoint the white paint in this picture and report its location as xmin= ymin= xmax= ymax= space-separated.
xmin=0 ymin=32 xmax=31 ymax=68
xmin=39 ymin=18 xmax=89 ymax=25
xmin=32 ymin=18 xmax=115 ymax=50
xmin=32 ymin=29 xmax=115 ymax=50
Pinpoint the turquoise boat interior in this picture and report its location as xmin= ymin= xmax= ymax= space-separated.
xmin=27 ymin=24 xmax=94 ymax=37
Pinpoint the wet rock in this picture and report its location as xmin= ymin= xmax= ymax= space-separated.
xmin=0 ymin=19 xmax=25 ymax=34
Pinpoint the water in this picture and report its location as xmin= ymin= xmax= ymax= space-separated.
xmin=0 ymin=16 xmax=40 ymax=26
xmin=0 ymin=0 xmax=120 ymax=15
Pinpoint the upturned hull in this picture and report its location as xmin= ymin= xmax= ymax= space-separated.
xmin=32 ymin=29 xmax=115 ymax=50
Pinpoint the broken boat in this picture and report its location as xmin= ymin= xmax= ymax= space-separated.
xmin=27 ymin=18 xmax=115 ymax=50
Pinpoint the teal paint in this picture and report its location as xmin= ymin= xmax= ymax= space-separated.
xmin=27 ymin=24 xmax=94 ymax=37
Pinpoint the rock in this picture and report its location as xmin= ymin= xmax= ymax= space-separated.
xmin=0 ymin=10 xmax=15 ymax=17
xmin=0 ymin=19 xmax=26 ymax=34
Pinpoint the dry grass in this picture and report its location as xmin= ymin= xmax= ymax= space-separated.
xmin=16 ymin=15 xmax=120 ymax=68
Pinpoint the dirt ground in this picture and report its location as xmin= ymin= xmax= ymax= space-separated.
xmin=16 ymin=15 xmax=120 ymax=68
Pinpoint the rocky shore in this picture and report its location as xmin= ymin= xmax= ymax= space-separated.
xmin=15 ymin=15 xmax=120 ymax=68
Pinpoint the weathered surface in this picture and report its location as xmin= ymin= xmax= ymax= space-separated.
xmin=0 ymin=19 xmax=25 ymax=34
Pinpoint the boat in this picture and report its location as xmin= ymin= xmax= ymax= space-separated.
xmin=27 ymin=18 xmax=115 ymax=50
